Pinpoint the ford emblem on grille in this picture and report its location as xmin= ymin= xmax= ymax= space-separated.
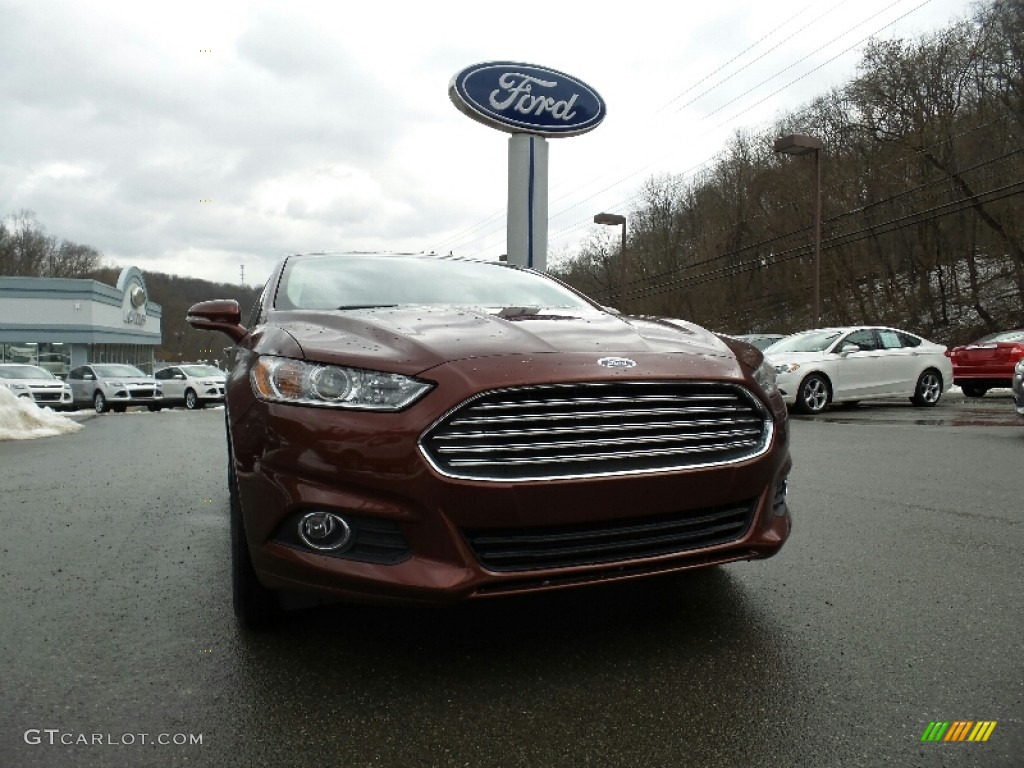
xmin=597 ymin=357 xmax=636 ymax=368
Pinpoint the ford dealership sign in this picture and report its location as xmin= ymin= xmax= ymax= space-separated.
xmin=449 ymin=62 xmax=606 ymax=137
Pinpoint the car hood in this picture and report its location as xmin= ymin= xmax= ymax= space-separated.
xmin=1 ymin=377 xmax=65 ymax=386
xmin=764 ymin=350 xmax=831 ymax=366
xmin=265 ymin=306 xmax=738 ymax=376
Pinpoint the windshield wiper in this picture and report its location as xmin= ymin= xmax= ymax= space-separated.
xmin=336 ymin=304 xmax=399 ymax=310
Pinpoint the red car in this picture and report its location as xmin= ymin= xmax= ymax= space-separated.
xmin=188 ymin=253 xmax=792 ymax=628
xmin=948 ymin=329 xmax=1024 ymax=397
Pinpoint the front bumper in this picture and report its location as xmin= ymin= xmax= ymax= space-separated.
xmin=229 ymin=355 xmax=793 ymax=604
xmin=199 ymin=384 xmax=226 ymax=403
xmin=773 ymin=372 xmax=800 ymax=405
xmin=108 ymin=385 xmax=163 ymax=404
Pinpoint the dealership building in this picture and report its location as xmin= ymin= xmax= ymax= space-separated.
xmin=0 ymin=266 xmax=162 ymax=377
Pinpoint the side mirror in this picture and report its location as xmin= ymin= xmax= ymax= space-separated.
xmin=187 ymin=300 xmax=247 ymax=343
xmin=839 ymin=343 xmax=861 ymax=356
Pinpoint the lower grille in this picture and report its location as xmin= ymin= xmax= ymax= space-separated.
xmin=32 ymin=392 xmax=63 ymax=403
xmin=420 ymin=382 xmax=771 ymax=481
xmin=463 ymin=499 xmax=755 ymax=572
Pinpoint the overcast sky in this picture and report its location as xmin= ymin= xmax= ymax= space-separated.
xmin=1 ymin=0 xmax=978 ymax=288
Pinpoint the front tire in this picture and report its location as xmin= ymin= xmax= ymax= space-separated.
xmin=93 ymin=391 xmax=108 ymax=414
xmin=185 ymin=389 xmax=204 ymax=410
xmin=961 ymin=384 xmax=988 ymax=398
xmin=228 ymin=436 xmax=281 ymax=630
xmin=912 ymin=369 xmax=943 ymax=406
xmin=794 ymin=373 xmax=830 ymax=414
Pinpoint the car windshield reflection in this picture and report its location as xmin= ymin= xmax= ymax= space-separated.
xmin=277 ymin=254 xmax=595 ymax=313
xmin=769 ymin=331 xmax=843 ymax=353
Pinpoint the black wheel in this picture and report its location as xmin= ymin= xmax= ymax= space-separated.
xmin=960 ymin=384 xmax=988 ymax=398
xmin=912 ymin=369 xmax=943 ymax=406
xmin=228 ymin=433 xmax=281 ymax=630
xmin=147 ymin=404 xmax=162 ymax=412
xmin=185 ymin=389 xmax=204 ymax=410
xmin=794 ymin=373 xmax=830 ymax=414
xmin=93 ymin=391 xmax=108 ymax=414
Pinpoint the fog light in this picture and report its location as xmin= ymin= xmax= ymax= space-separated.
xmin=298 ymin=511 xmax=352 ymax=551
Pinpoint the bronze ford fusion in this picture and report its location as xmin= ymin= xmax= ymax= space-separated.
xmin=188 ymin=253 xmax=792 ymax=628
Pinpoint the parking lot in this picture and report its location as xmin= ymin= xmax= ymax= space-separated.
xmin=1 ymin=392 xmax=1021 ymax=767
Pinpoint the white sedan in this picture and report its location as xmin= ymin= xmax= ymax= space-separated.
xmin=764 ymin=326 xmax=952 ymax=414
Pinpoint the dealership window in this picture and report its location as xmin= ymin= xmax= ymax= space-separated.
xmin=87 ymin=344 xmax=155 ymax=372
xmin=0 ymin=342 xmax=71 ymax=377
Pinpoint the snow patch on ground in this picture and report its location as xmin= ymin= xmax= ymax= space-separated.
xmin=0 ymin=386 xmax=84 ymax=441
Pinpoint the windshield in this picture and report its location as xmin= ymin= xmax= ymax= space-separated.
xmin=0 ymin=365 xmax=54 ymax=380
xmin=276 ymin=254 xmax=595 ymax=313
xmin=181 ymin=365 xmax=223 ymax=377
xmin=768 ymin=330 xmax=843 ymax=354
xmin=93 ymin=364 xmax=146 ymax=377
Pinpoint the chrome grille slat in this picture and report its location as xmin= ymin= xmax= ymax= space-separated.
xmin=434 ymin=428 xmax=764 ymax=454
xmin=430 ymin=416 xmax=763 ymax=441
xmin=420 ymin=382 xmax=771 ymax=482
xmin=447 ymin=438 xmax=762 ymax=467
xmin=471 ymin=393 xmax=738 ymax=410
xmin=449 ymin=404 xmax=752 ymax=426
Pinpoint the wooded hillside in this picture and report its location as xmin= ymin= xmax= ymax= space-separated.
xmin=552 ymin=0 xmax=1023 ymax=345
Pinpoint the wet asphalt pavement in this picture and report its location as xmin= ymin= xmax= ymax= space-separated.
xmin=1 ymin=394 xmax=1021 ymax=768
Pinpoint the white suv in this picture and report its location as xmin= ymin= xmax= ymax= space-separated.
xmin=153 ymin=364 xmax=226 ymax=410
xmin=0 ymin=364 xmax=73 ymax=409
xmin=67 ymin=364 xmax=163 ymax=413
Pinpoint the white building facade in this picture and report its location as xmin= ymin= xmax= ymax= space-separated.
xmin=0 ymin=266 xmax=162 ymax=377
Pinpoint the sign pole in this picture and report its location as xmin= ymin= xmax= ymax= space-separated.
xmin=507 ymin=134 xmax=548 ymax=271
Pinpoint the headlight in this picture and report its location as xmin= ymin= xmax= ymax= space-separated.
xmin=6 ymin=383 xmax=28 ymax=390
xmin=107 ymin=380 xmax=123 ymax=387
xmin=773 ymin=362 xmax=800 ymax=375
xmin=251 ymin=356 xmax=433 ymax=411
xmin=753 ymin=359 xmax=779 ymax=398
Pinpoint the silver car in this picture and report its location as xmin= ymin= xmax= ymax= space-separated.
xmin=153 ymin=364 xmax=226 ymax=409
xmin=0 ymin=364 xmax=73 ymax=409
xmin=67 ymin=364 xmax=163 ymax=413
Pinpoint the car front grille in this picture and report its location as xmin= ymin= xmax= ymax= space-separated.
xmin=419 ymin=382 xmax=771 ymax=481
xmin=463 ymin=499 xmax=756 ymax=571
xmin=30 ymin=390 xmax=64 ymax=403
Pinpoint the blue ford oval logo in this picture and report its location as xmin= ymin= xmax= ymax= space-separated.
xmin=449 ymin=61 xmax=606 ymax=137
xmin=597 ymin=357 xmax=637 ymax=369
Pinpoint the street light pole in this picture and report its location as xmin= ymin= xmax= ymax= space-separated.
xmin=773 ymin=133 xmax=823 ymax=326
xmin=594 ymin=212 xmax=627 ymax=306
